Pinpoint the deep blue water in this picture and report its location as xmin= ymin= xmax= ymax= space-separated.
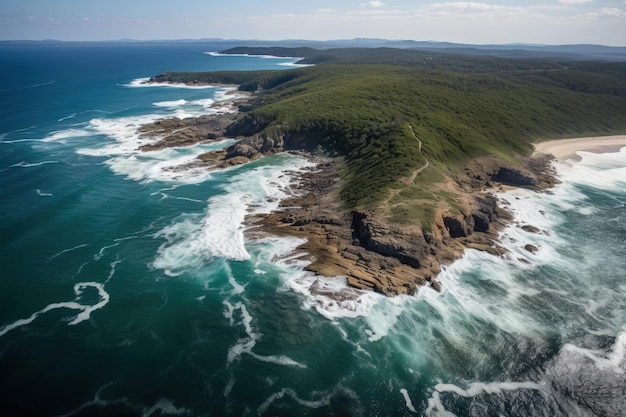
xmin=1 ymin=44 xmax=625 ymax=417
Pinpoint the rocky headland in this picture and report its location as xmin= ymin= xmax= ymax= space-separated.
xmin=246 ymin=154 xmax=555 ymax=296
xmin=138 ymin=80 xmax=558 ymax=296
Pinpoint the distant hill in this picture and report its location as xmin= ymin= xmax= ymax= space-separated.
xmin=2 ymin=38 xmax=625 ymax=61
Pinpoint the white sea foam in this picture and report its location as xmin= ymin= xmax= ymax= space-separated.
xmin=488 ymin=146 xmax=626 ymax=273
xmin=141 ymin=398 xmax=189 ymax=416
xmin=257 ymin=388 xmax=333 ymax=415
xmin=42 ymin=128 xmax=92 ymax=142
xmin=158 ymin=193 xmax=203 ymax=203
xmin=424 ymin=381 xmax=543 ymax=417
xmin=0 ymin=138 xmax=43 ymax=144
xmin=561 ymin=330 xmax=626 ymax=374
xmin=58 ymin=112 xmax=77 ymax=122
xmin=55 ymin=383 xmax=133 ymax=417
xmin=153 ymin=155 xmax=315 ymax=273
xmin=420 ymin=249 xmax=546 ymax=338
xmin=94 ymin=242 xmax=121 ymax=261
xmin=152 ymin=95 xmax=235 ymax=118
xmin=124 ymin=77 xmax=220 ymax=89
xmin=71 ymin=86 xmax=242 ymax=182
xmin=424 ymin=382 xmax=544 ymax=417
xmin=425 ymin=391 xmax=457 ymax=417
xmin=434 ymin=381 xmax=543 ymax=397
xmin=400 ymin=388 xmax=417 ymax=413
xmin=223 ymin=300 xmax=236 ymax=325
xmin=206 ymin=51 xmax=313 ymax=67
xmin=206 ymin=51 xmax=294 ymax=59
xmin=36 ymin=189 xmax=53 ymax=197
xmin=249 ymin=235 xmax=385 ymax=321
xmin=558 ymin=147 xmax=626 ymax=192
xmin=213 ymin=88 xmax=246 ymax=101
xmin=153 ymin=99 xmax=188 ymax=107
xmin=278 ymin=61 xmax=315 ymax=68
xmin=293 ymin=273 xmax=383 ymax=321
xmin=10 ymin=160 xmax=59 ymax=168
xmin=190 ymin=98 xmax=215 ymax=108
xmin=69 ymin=282 xmax=110 ymax=325
xmin=119 ymin=140 xmax=235 ymax=183
xmin=263 ymin=244 xmax=395 ymax=327
xmin=48 ymin=243 xmax=89 ymax=261
xmin=58 ymin=385 xmax=187 ymax=417
xmin=55 ymin=110 xmax=112 ymax=125
xmin=76 ymin=114 xmax=162 ymax=156
xmin=105 ymin=259 xmax=122 ymax=284
xmin=224 ymin=262 xmax=245 ymax=295
xmin=0 ymin=80 xmax=55 ymax=92
xmin=75 ymin=110 xmax=236 ymax=183
xmin=225 ymin=300 xmax=307 ymax=369
xmin=0 ymin=282 xmax=110 ymax=337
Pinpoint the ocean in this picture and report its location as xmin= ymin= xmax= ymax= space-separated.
xmin=1 ymin=43 xmax=625 ymax=416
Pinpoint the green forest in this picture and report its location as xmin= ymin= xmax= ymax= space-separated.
xmin=150 ymin=47 xmax=626 ymax=215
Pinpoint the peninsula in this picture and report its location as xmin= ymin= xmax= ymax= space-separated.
xmin=142 ymin=47 xmax=626 ymax=295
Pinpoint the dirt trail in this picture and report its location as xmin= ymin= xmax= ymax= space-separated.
xmin=401 ymin=124 xmax=429 ymax=185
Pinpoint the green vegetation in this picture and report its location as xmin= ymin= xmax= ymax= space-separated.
xmin=153 ymin=48 xmax=626 ymax=221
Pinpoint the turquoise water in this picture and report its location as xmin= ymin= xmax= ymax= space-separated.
xmin=1 ymin=44 xmax=625 ymax=416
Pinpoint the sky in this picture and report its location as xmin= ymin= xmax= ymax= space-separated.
xmin=1 ymin=0 xmax=625 ymax=45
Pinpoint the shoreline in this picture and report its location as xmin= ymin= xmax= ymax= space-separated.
xmin=534 ymin=135 xmax=626 ymax=162
xmin=138 ymin=87 xmax=620 ymax=297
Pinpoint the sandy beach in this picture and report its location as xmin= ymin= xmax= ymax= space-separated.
xmin=534 ymin=135 xmax=626 ymax=161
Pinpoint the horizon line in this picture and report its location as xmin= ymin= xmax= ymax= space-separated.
xmin=1 ymin=38 xmax=626 ymax=49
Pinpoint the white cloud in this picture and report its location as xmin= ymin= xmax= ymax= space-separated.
xmin=587 ymin=7 xmax=625 ymax=16
xmin=361 ymin=1 xmax=387 ymax=7
xmin=558 ymin=0 xmax=593 ymax=4
xmin=419 ymin=2 xmax=535 ymax=18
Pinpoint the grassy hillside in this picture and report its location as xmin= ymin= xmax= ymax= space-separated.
xmin=152 ymin=49 xmax=626 ymax=215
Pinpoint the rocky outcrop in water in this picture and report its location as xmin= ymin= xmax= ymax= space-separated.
xmin=138 ymin=114 xmax=238 ymax=151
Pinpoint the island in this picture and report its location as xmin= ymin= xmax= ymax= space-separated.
xmin=140 ymin=47 xmax=626 ymax=295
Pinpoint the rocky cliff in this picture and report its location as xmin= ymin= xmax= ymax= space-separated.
xmin=247 ymin=154 xmax=548 ymax=296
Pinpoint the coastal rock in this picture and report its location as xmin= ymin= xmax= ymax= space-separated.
xmin=352 ymin=211 xmax=427 ymax=269
xmin=521 ymin=225 xmax=541 ymax=234
xmin=524 ymin=244 xmax=539 ymax=253
xmin=470 ymin=195 xmax=498 ymax=232
xmin=226 ymin=141 xmax=263 ymax=159
xmin=139 ymin=113 xmax=237 ymax=151
xmin=491 ymin=167 xmax=535 ymax=187
xmin=443 ymin=215 xmax=474 ymax=238
xmin=226 ymin=114 xmax=270 ymax=137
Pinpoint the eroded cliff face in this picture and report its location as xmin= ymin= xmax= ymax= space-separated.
xmin=344 ymin=193 xmax=506 ymax=295
xmin=248 ymin=156 xmax=541 ymax=297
